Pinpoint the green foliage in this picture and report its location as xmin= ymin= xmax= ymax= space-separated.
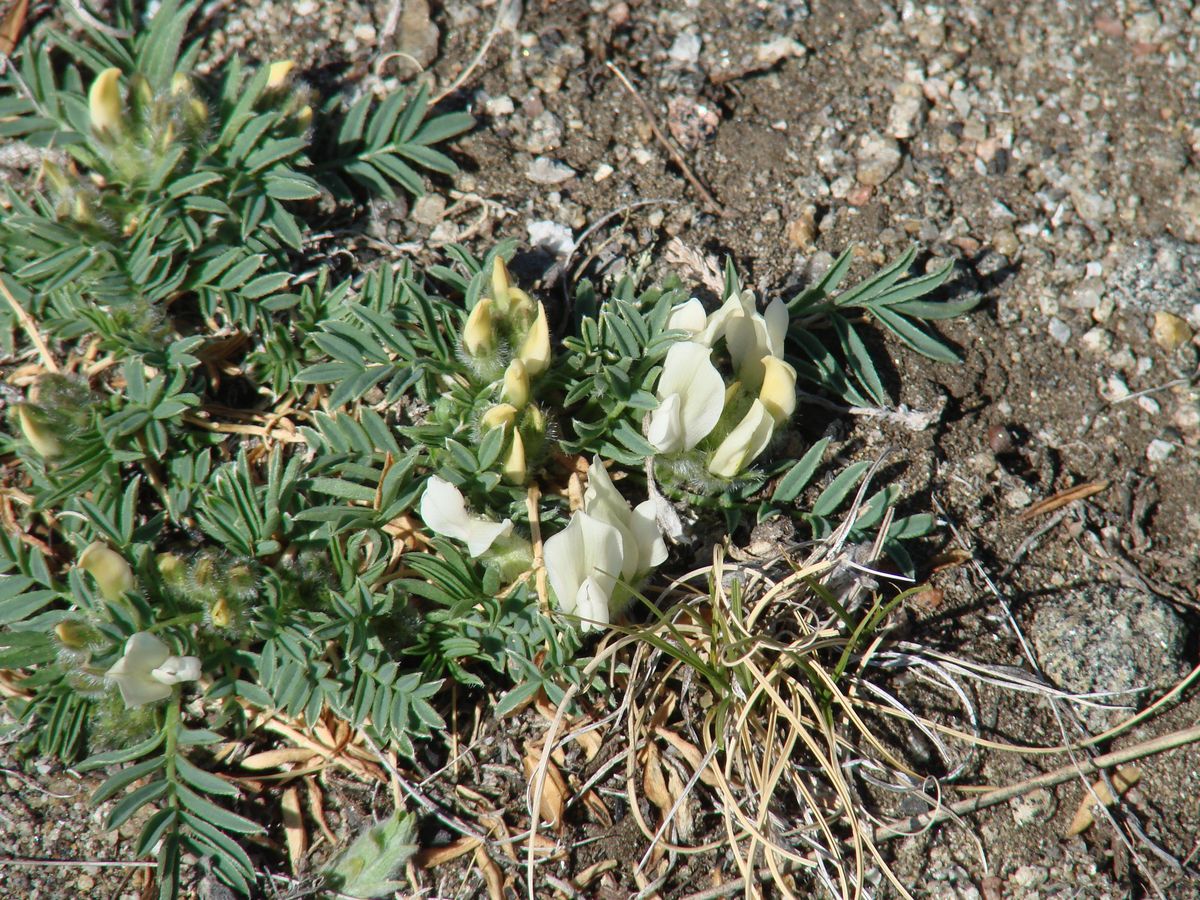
xmin=323 ymin=810 xmax=418 ymax=898
xmin=0 ymin=3 xmax=975 ymax=898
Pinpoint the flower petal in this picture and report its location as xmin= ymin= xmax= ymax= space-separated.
xmin=631 ymin=500 xmax=668 ymax=571
xmin=759 ymin=356 xmax=797 ymax=424
xmin=574 ymin=577 xmax=611 ymax=632
xmin=152 ymin=655 xmax=202 ymax=685
xmin=653 ymin=342 xmax=725 ymax=451
xmin=764 ymin=298 xmax=789 ymax=357
xmin=646 ymin=392 xmax=685 ymax=453
xmin=708 ymin=400 xmax=776 ymax=478
xmin=420 ymin=476 xmax=512 ymax=557
xmin=667 ymin=298 xmax=707 ymax=335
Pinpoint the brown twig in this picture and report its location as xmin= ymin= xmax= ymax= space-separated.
xmin=605 ymin=62 xmax=724 ymax=217
xmin=0 ymin=274 xmax=59 ymax=373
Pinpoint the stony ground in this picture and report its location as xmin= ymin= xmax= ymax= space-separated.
xmin=3 ymin=0 xmax=1200 ymax=897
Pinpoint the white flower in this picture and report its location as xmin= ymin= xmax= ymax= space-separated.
xmin=582 ymin=456 xmax=667 ymax=581
xmin=723 ymin=293 xmax=789 ymax=390
xmin=645 ymin=341 xmax=726 ymax=453
xmin=543 ymin=511 xmax=623 ymax=632
xmin=708 ymin=399 xmax=776 ymax=478
xmin=666 ymin=298 xmax=707 ymax=336
xmin=758 ymin=355 xmax=798 ymax=425
xmin=420 ymin=476 xmax=513 ymax=557
xmin=105 ymin=632 xmax=201 ymax=708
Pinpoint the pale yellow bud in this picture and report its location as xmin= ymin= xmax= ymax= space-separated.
xmin=88 ymin=67 xmax=124 ymax=138
xmin=481 ymin=403 xmax=517 ymax=431
xmin=17 ymin=406 xmax=62 ymax=458
xmin=518 ymin=303 xmax=551 ymax=376
xmin=170 ymin=73 xmax=192 ymax=96
xmin=187 ymin=98 xmax=209 ymax=126
xmin=501 ymin=359 xmax=530 ymax=408
xmin=72 ymin=194 xmax=94 ymax=224
xmin=267 ymin=61 xmax=296 ymax=90
xmin=55 ymin=621 xmax=90 ymax=649
xmin=491 ymin=257 xmax=512 ymax=308
xmin=294 ymin=104 xmax=313 ymax=129
xmin=524 ymin=404 xmax=546 ymax=439
xmin=502 ymin=429 xmax=526 ymax=485
xmin=156 ymin=552 xmax=186 ymax=583
xmin=462 ymin=298 xmax=495 ymax=357
xmin=211 ymin=596 xmax=233 ymax=629
xmin=506 ymin=286 xmax=535 ymax=319
xmin=758 ymin=356 xmax=797 ymax=425
xmin=78 ymin=542 xmax=135 ymax=602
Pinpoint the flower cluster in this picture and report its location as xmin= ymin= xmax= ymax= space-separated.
xmin=647 ymin=288 xmax=798 ymax=481
xmin=462 ymin=259 xmax=553 ymax=484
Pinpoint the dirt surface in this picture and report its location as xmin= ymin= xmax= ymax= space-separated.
xmin=4 ymin=0 xmax=1200 ymax=897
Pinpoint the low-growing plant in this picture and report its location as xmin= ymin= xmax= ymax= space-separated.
xmin=0 ymin=2 xmax=979 ymax=896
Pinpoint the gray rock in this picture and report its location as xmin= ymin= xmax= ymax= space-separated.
xmin=856 ymin=131 xmax=902 ymax=186
xmin=395 ymin=0 xmax=439 ymax=70
xmin=1106 ymin=236 xmax=1200 ymax=321
xmin=525 ymin=156 xmax=577 ymax=184
xmin=887 ymin=83 xmax=927 ymax=139
xmin=668 ymin=32 xmax=702 ymax=66
xmin=1047 ymin=317 xmax=1072 ymax=345
xmin=1031 ymin=585 xmax=1189 ymax=731
xmin=524 ymin=110 xmax=564 ymax=154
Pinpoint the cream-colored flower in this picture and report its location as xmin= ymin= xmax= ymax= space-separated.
xmin=708 ymin=399 xmax=776 ymax=478
xmin=645 ymin=341 xmax=725 ymax=453
xmin=78 ymin=542 xmax=134 ymax=602
xmin=105 ymin=632 xmax=201 ymax=708
xmin=582 ymin=455 xmax=667 ymax=582
xmin=419 ymin=476 xmax=513 ymax=557
xmin=758 ymin=355 xmax=797 ymax=424
xmin=543 ymin=511 xmax=623 ymax=632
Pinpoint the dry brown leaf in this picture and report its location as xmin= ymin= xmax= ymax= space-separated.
xmin=1019 ymin=480 xmax=1110 ymax=521
xmin=655 ymin=727 xmax=720 ymax=788
xmin=241 ymin=747 xmax=326 ymax=770
xmin=415 ymin=836 xmax=481 ymax=868
xmin=581 ymin=788 xmax=613 ymax=827
xmin=303 ymin=776 xmax=337 ymax=845
xmin=647 ymin=693 xmax=677 ymax=732
xmin=641 ymin=743 xmax=672 ymax=815
xmin=927 ymin=547 xmax=973 ymax=572
xmin=0 ymin=0 xmax=30 ymax=57
xmin=280 ymin=785 xmax=307 ymax=874
xmin=664 ymin=760 xmax=694 ymax=841
xmin=523 ymin=743 xmax=568 ymax=829
xmin=534 ymin=694 xmax=603 ymax=761
xmin=478 ymin=813 xmax=518 ymax=862
xmin=474 ymin=845 xmax=506 ymax=900
xmin=1066 ymin=766 xmax=1140 ymax=836
xmin=574 ymin=860 xmax=618 ymax=889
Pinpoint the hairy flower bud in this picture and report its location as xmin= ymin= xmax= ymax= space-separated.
xmin=16 ymin=406 xmax=62 ymax=459
xmin=502 ymin=429 xmax=526 ymax=485
xmin=88 ymin=68 xmax=125 ymax=139
xmin=518 ymin=302 xmax=551 ymax=376
xmin=481 ymin=403 xmax=517 ymax=431
xmin=267 ymin=60 xmax=296 ymax=89
xmin=501 ymin=359 xmax=530 ymax=409
xmin=462 ymin=298 xmax=495 ymax=358
xmin=78 ymin=542 xmax=135 ymax=602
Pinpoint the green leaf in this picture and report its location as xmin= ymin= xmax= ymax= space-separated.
xmin=771 ymin=438 xmax=831 ymax=503
xmin=176 ymin=784 xmax=264 ymax=834
xmin=175 ymin=755 xmax=240 ymax=798
xmin=106 ymin=778 xmax=169 ymax=830
xmin=812 ymin=461 xmax=872 ymax=518
xmin=78 ymin=732 xmax=166 ymax=772
xmin=92 ymin=757 xmax=165 ymax=805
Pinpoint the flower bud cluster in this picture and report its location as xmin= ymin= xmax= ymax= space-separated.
xmin=464 ymin=258 xmax=554 ymax=485
xmin=12 ymin=375 xmax=92 ymax=462
xmin=646 ymin=288 xmax=799 ymax=483
xmin=157 ymin=551 xmax=258 ymax=635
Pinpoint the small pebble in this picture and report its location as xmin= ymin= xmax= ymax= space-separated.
xmin=592 ymin=163 xmax=614 ymax=182
xmin=855 ymin=131 xmax=902 ymax=186
xmin=525 ymin=157 xmax=577 ymax=185
xmin=1146 ymin=439 xmax=1175 ymax=462
xmin=1152 ymin=311 xmax=1193 ymax=351
xmin=1047 ymin=317 xmax=1072 ymax=345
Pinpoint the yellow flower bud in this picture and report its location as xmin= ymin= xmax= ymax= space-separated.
xmin=187 ymin=98 xmax=209 ymax=127
xmin=128 ymin=74 xmax=153 ymax=110
xmin=55 ymin=620 xmax=91 ymax=650
xmin=502 ymin=429 xmax=526 ymax=485
xmin=78 ymin=542 xmax=135 ymax=602
xmin=481 ymin=403 xmax=517 ymax=431
xmin=156 ymin=552 xmax=186 ymax=584
xmin=192 ymin=556 xmax=215 ymax=588
xmin=210 ymin=596 xmax=233 ymax=629
xmin=758 ymin=356 xmax=797 ymax=425
xmin=501 ymin=359 xmax=530 ymax=408
xmin=506 ymin=286 xmax=535 ymax=319
xmin=170 ymin=73 xmax=192 ymax=96
xmin=294 ymin=104 xmax=313 ymax=129
xmin=88 ymin=67 xmax=124 ymax=138
xmin=16 ymin=406 xmax=62 ymax=458
xmin=267 ymin=61 xmax=296 ymax=89
xmin=518 ymin=302 xmax=551 ymax=376
xmin=491 ymin=257 xmax=512 ymax=308
xmin=462 ymin=298 xmax=495 ymax=357
xmin=524 ymin=404 xmax=546 ymax=441
xmin=71 ymin=194 xmax=94 ymax=224
xmin=708 ymin=400 xmax=775 ymax=479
